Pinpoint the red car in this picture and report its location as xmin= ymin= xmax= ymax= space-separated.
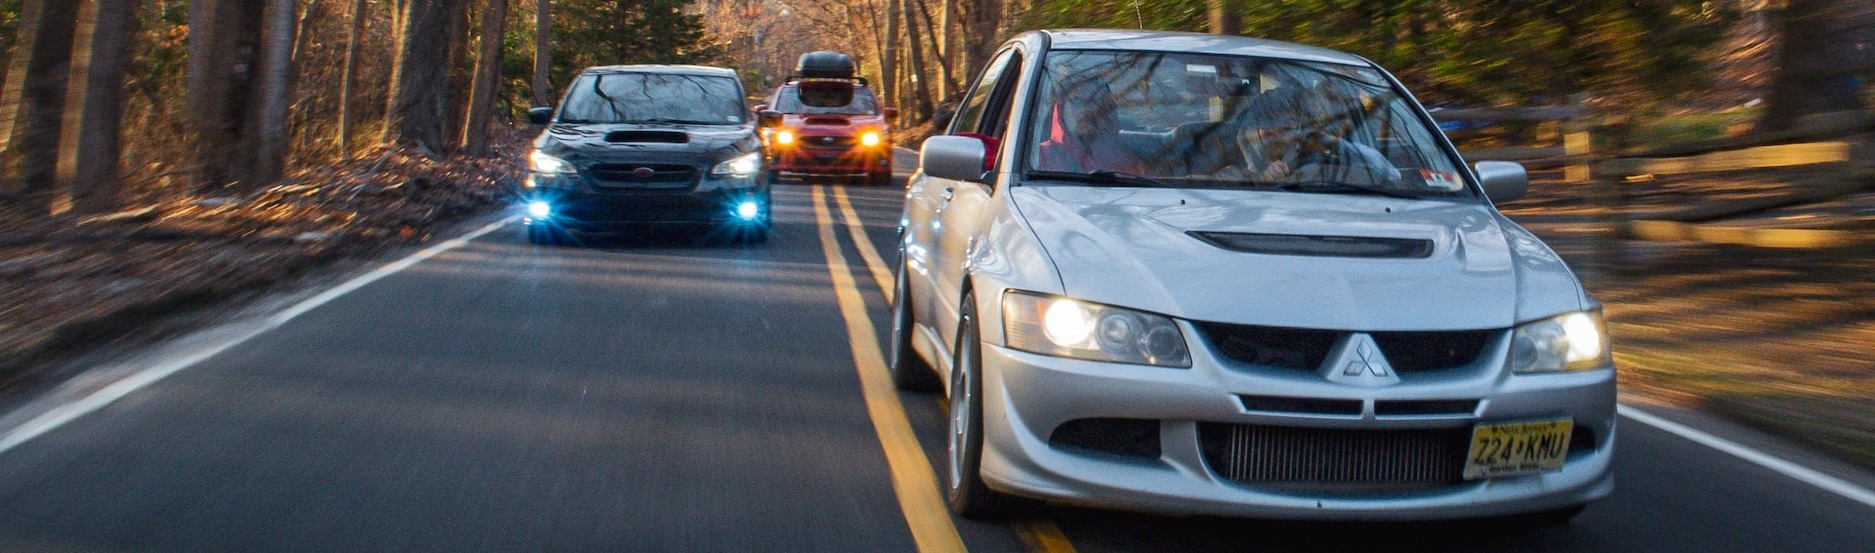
xmin=757 ymin=52 xmax=898 ymax=185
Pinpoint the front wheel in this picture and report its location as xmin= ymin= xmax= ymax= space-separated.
xmin=946 ymin=291 xmax=1029 ymax=518
xmin=889 ymin=262 xmax=941 ymax=391
xmin=868 ymin=170 xmax=893 ymax=187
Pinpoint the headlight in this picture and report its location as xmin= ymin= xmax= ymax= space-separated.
xmin=711 ymin=152 xmax=762 ymax=177
xmin=529 ymin=150 xmax=577 ymax=174
xmin=774 ymin=130 xmax=795 ymax=145
xmin=1509 ymin=310 xmax=1611 ymax=374
xmin=860 ymin=131 xmax=881 ymax=147
xmin=1003 ymin=291 xmax=1190 ymax=367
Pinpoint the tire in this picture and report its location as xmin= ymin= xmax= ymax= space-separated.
xmin=868 ymin=170 xmax=893 ymax=187
xmin=946 ymin=292 xmax=1029 ymax=519
xmin=889 ymin=263 xmax=941 ymax=391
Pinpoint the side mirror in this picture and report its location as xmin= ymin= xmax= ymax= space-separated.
xmin=527 ymin=107 xmax=554 ymax=125
xmin=758 ymin=110 xmax=783 ymax=128
xmin=882 ymin=107 xmax=899 ymax=120
xmin=1475 ymin=160 xmax=1527 ymax=202
xmin=921 ymin=135 xmax=988 ymax=182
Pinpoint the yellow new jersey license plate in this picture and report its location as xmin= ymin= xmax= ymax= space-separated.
xmin=1463 ymin=419 xmax=1573 ymax=480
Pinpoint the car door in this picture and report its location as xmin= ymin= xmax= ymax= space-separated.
xmin=926 ymin=48 xmax=1027 ymax=351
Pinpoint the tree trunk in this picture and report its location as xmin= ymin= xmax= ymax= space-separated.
xmin=959 ymin=0 xmax=1002 ymax=79
xmin=912 ymin=0 xmax=952 ymax=102
xmin=903 ymin=1 xmax=934 ymax=121
xmin=291 ymin=0 xmax=325 ymax=63
xmin=253 ymin=0 xmax=299 ymax=186
xmin=186 ymin=0 xmax=265 ymax=192
xmin=462 ymin=0 xmax=509 ymax=153
xmin=1757 ymin=0 xmax=1871 ymax=132
xmin=883 ymin=0 xmax=900 ymax=114
xmin=0 ymin=0 xmax=79 ymax=209
xmin=937 ymin=0 xmax=958 ymax=101
xmin=339 ymin=0 xmax=366 ymax=160
xmin=55 ymin=0 xmax=140 ymax=215
xmin=442 ymin=1 xmax=472 ymax=151
xmin=533 ymin=0 xmax=553 ymax=106
xmin=1208 ymin=0 xmax=1241 ymax=35
xmin=385 ymin=0 xmax=463 ymax=150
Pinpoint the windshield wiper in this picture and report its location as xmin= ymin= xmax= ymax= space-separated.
xmin=1265 ymin=180 xmax=1423 ymax=199
xmin=635 ymin=117 xmax=728 ymax=125
xmin=1028 ymin=170 xmax=1175 ymax=189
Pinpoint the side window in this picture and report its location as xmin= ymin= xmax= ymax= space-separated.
xmin=950 ymin=49 xmax=1018 ymax=135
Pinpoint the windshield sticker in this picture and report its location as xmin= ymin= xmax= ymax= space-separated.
xmin=1419 ymin=169 xmax=1464 ymax=191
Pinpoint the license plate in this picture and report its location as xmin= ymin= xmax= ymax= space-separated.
xmin=1463 ymin=419 xmax=1572 ymax=480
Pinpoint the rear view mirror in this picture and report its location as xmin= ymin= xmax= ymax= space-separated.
xmin=1475 ymin=161 xmax=1528 ymax=202
xmin=527 ymin=107 xmax=554 ymax=125
xmin=882 ymin=107 xmax=899 ymax=120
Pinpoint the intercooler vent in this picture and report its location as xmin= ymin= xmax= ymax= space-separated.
xmin=1048 ymin=418 xmax=1161 ymax=459
xmin=1188 ymin=231 xmax=1434 ymax=259
xmin=1199 ymin=423 xmax=1469 ymax=493
xmin=1238 ymin=395 xmax=1362 ymax=417
xmin=605 ymin=130 xmax=688 ymax=143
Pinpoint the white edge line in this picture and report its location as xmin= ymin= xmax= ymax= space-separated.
xmin=1620 ymin=404 xmax=1875 ymax=510
xmin=0 ymin=216 xmax=518 ymax=455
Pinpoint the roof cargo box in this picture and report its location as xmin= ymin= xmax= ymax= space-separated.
xmin=795 ymin=51 xmax=856 ymax=79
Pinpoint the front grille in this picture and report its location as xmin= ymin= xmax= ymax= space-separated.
xmin=1239 ymin=395 xmax=1363 ymax=417
xmin=1371 ymin=330 xmax=1495 ymax=372
xmin=1196 ymin=323 xmax=1337 ymax=371
xmin=1199 ymin=324 xmax=1496 ymax=374
xmin=801 ymin=135 xmax=857 ymax=149
xmin=587 ymin=163 xmax=698 ymax=188
xmin=1199 ymin=423 xmax=1469 ymax=492
xmin=1374 ymin=399 xmax=1479 ymax=417
xmin=1048 ymin=418 xmax=1161 ymax=459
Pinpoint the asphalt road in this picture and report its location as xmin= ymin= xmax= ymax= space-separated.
xmin=0 ymin=149 xmax=1872 ymax=552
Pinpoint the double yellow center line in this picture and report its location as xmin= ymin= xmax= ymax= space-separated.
xmin=810 ymin=185 xmax=1075 ymax=553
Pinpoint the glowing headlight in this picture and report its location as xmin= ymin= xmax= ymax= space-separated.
xmin=526 ymin=201 xmax=552 ymax=219
xmin=735 ymin=201 xmax=761 ymax=220
xmin=1003 ymin=291 xmax=1190 ymax=367
xmin=860 ymin=131 xmax=881 ymax=147
xmin=711 ymin=152 xmax=762 ymax=177
xmin=774 ymin=130 xmax=795 ymax=145
xmin=1510 ymin=310 xmax=1611 ymax=374
xmin=528 ymin=150 xmax=576 ymax=174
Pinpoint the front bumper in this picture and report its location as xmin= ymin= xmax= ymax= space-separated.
xmin=768 ymin=143 xmax=892 ymax=175
xmin=523 ymin=173 xmax=767 ymax=228
xmin=976 ymin=325 xmax=1617 ymax=521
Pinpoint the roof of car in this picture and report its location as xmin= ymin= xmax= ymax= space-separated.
xmin=1039 ymin=29 xmax=1371 ymax=66
xmin=578 ymin=64 xmax=740 ymax=78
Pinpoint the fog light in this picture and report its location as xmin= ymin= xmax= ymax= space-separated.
xmin=527 ymin=201 xmax=551 ymax=219
xmin=736 ymin=201 xmax=760 ymax=220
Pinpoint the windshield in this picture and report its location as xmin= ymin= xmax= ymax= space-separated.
xmin=774 ymin=83 xmax=879 ymax=115
xmin=558 ymin=73 xmax=746 ymax=125
xmin=1026 ymin=51 xmax=1471 ymax=199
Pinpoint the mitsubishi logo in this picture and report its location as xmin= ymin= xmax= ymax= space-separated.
xmin=1322 ymin=333 xmax=1401 ymax=387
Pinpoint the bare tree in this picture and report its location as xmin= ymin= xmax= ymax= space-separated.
xmin=0 ymin=0 xmax=80 ymax=210
xmin=911 ymin=0 xmax=953 ymax=101
xmin=385 ymin=0 xmax=465 ymax=150
xmin=883 ymin=0 xmax=900 ymax=113
xmin=903 ymin=0 xmax=934 ymax=119
xmin=254 ymin=0 xmax=300 ymax=185
xmin=1757 ymin=0 xmax=1873 ymax=131
xmin=462 ymin=0 xmax=509 ymax=152
xmin=1208 ymin=0 xmax=1241 ymax=35
xmin=186 ymin=0 xmax=265 ymax=191
xmin=959 ymin=0 xmax=1002 ymax=80
xmin=534 ymin=0 xmax=553 ymax=106
xmin=54 ymin=0 xmax=141 ymax=214
xmin=338 ymin=0 xmax=368 ymax=160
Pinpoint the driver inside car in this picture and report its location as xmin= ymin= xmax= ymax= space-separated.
xmin=1228 ymin=81 xmax=1401 ymax=185
xmin=1035 ymin=80 xmax=1148 ymax=174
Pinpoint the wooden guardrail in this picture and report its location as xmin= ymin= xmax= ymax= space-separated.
xmin=1432 ymin=102 xmax=1594 ymax=183
xmin=1596 ymin=115 xmax=1875 ymax=252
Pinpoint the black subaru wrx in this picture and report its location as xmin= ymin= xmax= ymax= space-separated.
xmin=521 ymin=65 xmax=769 ymax=244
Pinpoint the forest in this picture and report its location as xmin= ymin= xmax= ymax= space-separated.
xmin=0 ymin=0 xmax=1868 ymax=220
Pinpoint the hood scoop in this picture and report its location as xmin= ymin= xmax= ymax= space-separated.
xmin=605 ymin=130 xmax=688 ymax=144
xmin=1189 ymin=231 xmax=1434 ymax=259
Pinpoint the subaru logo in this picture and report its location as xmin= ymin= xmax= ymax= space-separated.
xmin=632 ymin=167 xmax=656 ymax=178
xmin=1322 ymin=333 xmax=1401 ymax=387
